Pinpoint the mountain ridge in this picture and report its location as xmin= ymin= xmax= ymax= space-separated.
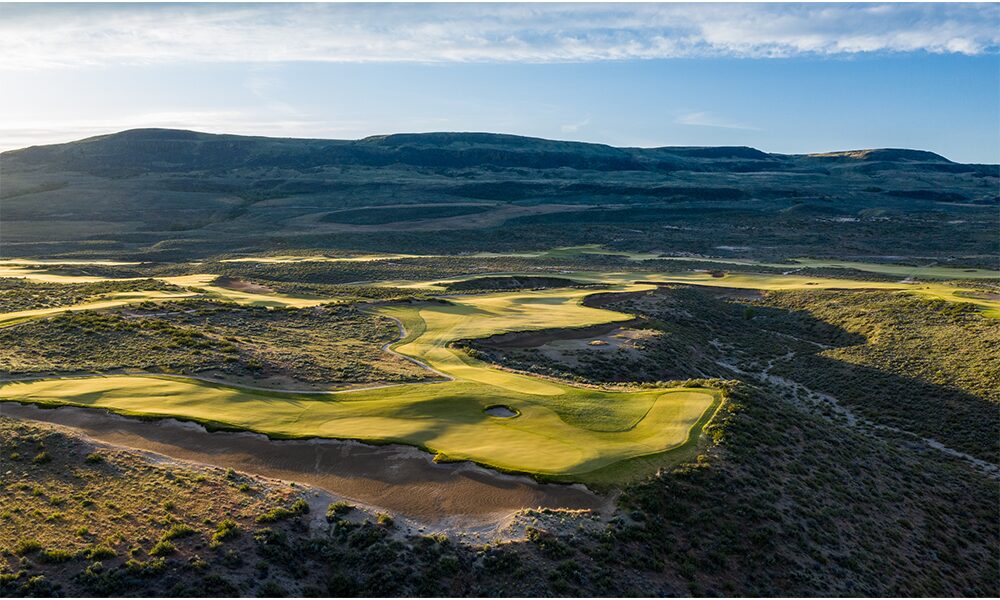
xmin=1 ymin=128 xmax=996 ymax=262
xmin=2 ymin=128 xmax=968 ymax=170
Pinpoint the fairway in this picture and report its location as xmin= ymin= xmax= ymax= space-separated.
xmin=417 ymin=269 xmax=1000 ymax=318
xmin=212 ymin=245 xmax=1000 ymax=280
xmin=0 ymin=282 xmax=719 ymax=479
xmin=0 ymin=290 xmax=199 ymax=327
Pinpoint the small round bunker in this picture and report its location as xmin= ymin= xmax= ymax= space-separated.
xmin=484 ymin=405 xmax=519 ymax=418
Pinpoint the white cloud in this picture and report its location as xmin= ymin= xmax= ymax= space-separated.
xmin=0 ymin=3 xmax=997 ymax=69
xmin=561 ymin=116 xmax=592 ymax=134
xmin=675 ymin=112 xmax=760 ymax=131
xmin=0 ymin=111 xmax=370 ymax=152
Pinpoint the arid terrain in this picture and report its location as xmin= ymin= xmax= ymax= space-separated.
xmin=1 ymin=131 xmax=998 ymax=596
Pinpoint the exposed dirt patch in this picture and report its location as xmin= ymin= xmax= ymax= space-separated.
xmin=531 ymin=327 xmax=661 ymax=369
xmin=212 ymin=275 xmax=275 ymax=294
xmin=477 ymin=319 xmax=642 ymax=349
xmin=636 ymin=282 xmax=765 ymax=301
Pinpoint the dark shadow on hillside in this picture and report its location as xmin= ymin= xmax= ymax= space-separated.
xmin=474 ymin=283 xmax=1000 ymax=463
xmin=770 ymin=353 xmax=999 ymax=462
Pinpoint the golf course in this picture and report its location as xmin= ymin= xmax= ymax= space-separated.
xmin=2 ymin=252 xmax=998 ymax=481
xmin=1 ymin=281 xmax=720 ymax=480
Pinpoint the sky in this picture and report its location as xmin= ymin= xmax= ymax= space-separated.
xmin=1 ymin=2 xmax=998 ymax=163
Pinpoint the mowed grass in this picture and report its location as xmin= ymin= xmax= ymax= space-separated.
xmin=0 ymin=269 xmax=337 ymax=328
xmin=0 ymin=376 xmax=715 ymax=479
xmin=0 ymin=283 xmax=718 ymax=480
xmin=414 ymin=269 xmax=1000 ymax=318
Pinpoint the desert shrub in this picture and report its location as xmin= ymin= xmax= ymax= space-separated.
xmin=86 ymin=545 xmax=117 ymax=560
xmin=38 ymin=548 xmax=76 ymax=563
xmin=258 ymin=580 xmax=288 ymax=597
xmin=211 ymin=520 xmax=240 ymax=545
xmin=12 ymin=539 xmax=42 ymax=556
xmin=256 ymin=498 xmax=309 ymax=524
xmin=326 ymin=501 xmax=354 ymax=521
xmin=162 ymin=524 xmax=196 ymax=541
xmin=148 ymin=540 xmax=175 ymax=557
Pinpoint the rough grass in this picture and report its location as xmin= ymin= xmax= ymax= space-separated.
xmin=0 ymin=418 xmax=316 ymax=597
xmin=0 ymin=300 xmax=435 ymax=388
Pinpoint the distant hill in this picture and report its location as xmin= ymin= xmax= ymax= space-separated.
xmin=2 ymin=128 xmax=974 ymax=176
xmin=1 ymin=129 xmax=996 ymax=261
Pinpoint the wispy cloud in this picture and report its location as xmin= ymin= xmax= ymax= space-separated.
xmin=0 ymin=112 xmax=369 ymax=151
xmin=1 ymin=3 xmax=997 ymax=69
xmin=561 ymin=116 xmax=592 ymax=134
xmin=675 ymin=112 xmax=760 ymax=131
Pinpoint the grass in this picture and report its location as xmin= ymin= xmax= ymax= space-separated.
xmin=1 ymin=301 xmax=433 ymax=387
xmin=646 ymin=254 xmax=1000 ymax=280
xmin=0 ymin=269 xmax=343 ymax=328
xmin=0 ymin=282 xmax=717 ymax=480
xmin=158 ymin=275 xmax=333 ymax=308
xmin=0 ymin=290 xmax=198 ymax=327
xmin=412 ymin=269 xmax=1000 ymax=318
xmin=208 ymin=245 xmax=1000 ymax=280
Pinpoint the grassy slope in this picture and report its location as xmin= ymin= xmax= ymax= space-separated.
xmin=0 ymin=302 xmax=433 ymax=387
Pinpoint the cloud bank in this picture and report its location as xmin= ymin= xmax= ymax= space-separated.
xmin=2 ymin=3 xmax=998 ymax=69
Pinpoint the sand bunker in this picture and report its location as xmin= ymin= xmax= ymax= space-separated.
xmin=485 ymin=405 xmax=518 ymax=418
xmin=2 ymin=403 xmax=603 ymax=528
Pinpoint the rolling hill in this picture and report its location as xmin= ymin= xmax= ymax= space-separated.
xmin=1 ymin=129 xmax=997 ymax=262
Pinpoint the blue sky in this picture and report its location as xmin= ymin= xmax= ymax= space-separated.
xmin=2 ymin=3 xmax=998 ymax=162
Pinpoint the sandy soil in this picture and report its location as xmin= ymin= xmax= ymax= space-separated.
xmin=480 ymin=319 xmax=641 ymax=349
xmin=211 ymin=275 xmax=276 ymax=294
xmin=1 ymin=403 xmax=606 ymax=531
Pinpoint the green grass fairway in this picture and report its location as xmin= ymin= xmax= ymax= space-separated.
xmin=159 ymin=275 xmax=333 ymax=307
xmin=0 ymin=290 xmax=199 ymax=327
xmin=0 ymin=282 xmax=718 ymax=480
xmin=1 ymin=375 xmax=715 ymax=480
xmin=0 ymin=271 xmax=337 ymax=329
xmin=415 ymin=269 xmax=1000 ymax=319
